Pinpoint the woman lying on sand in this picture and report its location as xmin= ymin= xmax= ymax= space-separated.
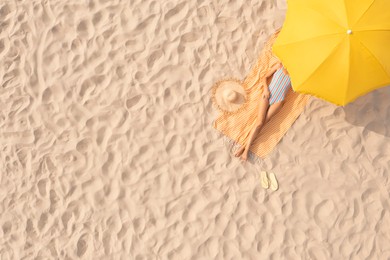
xmin=234 ymin=61 xmax=291 ymax=161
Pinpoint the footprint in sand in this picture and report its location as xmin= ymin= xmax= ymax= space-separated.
xmin=37 ymin=178 xmax=48 ymax=197
xmin=77 ymin=19 xmax=95 ymax=40
xmin=77 ymin=233 xmax=91 ymax=257
xmin=165 ymin=134 xmax=186 ymax=156
xmin=314 ymin=199 xmax=336 ymax=227
xmin=126 ymin=94 xmax=148 ymax=111
xmin=147 ymin=49 xmax=164 ymax=69
xmin=2 ymin=221 xmax=12 ymax=236
xmin=164 ymin=2 xmax=188 ymax=23
xmin=38 ymin=212 xmax=48 ymax=231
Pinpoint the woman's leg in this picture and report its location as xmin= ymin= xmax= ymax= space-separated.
xmin=238 ymin=100 xmax=285 ymax=161
xmin=264 ymin=100 xmax=285 ymax=123
xmin=237 ymin=97 xmax=270 ymax=160
xmin=235 ymin=94 xmax=270 ymax=157
xmin=235 ymin=97 xmax=269 ymax=160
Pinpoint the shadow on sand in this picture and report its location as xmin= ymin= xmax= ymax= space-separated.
xmin=343 ymin=85 xmax=390 ymax=137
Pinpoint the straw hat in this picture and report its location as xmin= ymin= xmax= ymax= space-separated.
xmin=211 ymin=79 xmax=247 ymax=113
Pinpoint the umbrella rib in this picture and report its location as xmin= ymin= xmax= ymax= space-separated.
xmin=353 ymin=0 xmax=376 ymax=28
xmin=357 ymin=29 xmax=390 ymax=32
xmin=344 ymin=40 xmax=351 ymax=105
xmin=305 ymin=4 xmax=346 ymax=29
xmin=273 ymin=33 xmax=341 ymax=48
xmin=356 ymin=37 xmax=390 ymax=80
xmin=295 ymin=37 xmax=346 ymax=96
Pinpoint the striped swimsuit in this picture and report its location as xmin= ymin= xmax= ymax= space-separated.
xmin=268 ymin=67 xmax=291 ymax=105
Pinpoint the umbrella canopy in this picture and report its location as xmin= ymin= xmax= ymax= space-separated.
xmin=272 ymin=0 xmax=390 ymax=106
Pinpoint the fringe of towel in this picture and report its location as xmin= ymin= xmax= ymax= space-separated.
xmin=212 ymin=130 xmax=265 ymax=167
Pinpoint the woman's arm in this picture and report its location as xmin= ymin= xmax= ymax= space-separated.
xmin=261 ymin=78 xmax=270 ymax=99
xmin=265 ymin=62 xmax=282 ymax=78
xmin=261 ymin=63 xmax=281 ymax=96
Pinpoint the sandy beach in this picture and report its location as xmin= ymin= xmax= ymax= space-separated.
xmin=1 ymin=0 xmax=390 ymax=259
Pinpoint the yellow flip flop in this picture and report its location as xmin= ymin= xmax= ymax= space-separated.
xmin=268 ymin=172 xmax=279 ymax=191
xmin=260 ymin=171 xmax=269 ymax=189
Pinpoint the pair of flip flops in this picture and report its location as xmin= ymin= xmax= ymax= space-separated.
xmin=260 ymin=171 xmax=278 ymax=191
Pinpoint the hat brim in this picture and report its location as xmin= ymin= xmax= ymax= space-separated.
xmin=211 ymin=79 xmax=247 ymax=113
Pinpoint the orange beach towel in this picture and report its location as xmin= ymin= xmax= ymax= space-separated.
xmin=211 ymin=29 xmax=311 ymax=160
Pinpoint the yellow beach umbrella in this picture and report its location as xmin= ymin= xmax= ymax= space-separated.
xmin=272 ymin=0 xmax=390 ymax=106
